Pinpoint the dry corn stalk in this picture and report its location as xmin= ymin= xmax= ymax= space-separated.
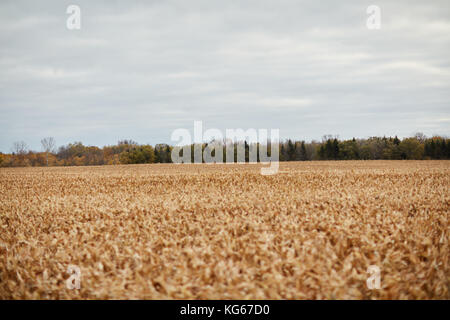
xmin=0 ymin=160 xmax=448 ymax=299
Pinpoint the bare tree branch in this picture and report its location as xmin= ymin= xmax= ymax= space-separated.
xmin=41 ymin=137 xmax=56 ymax=166
xmin=41 ymin=137 xmax=56 ymax=153
xmin=12 ymin=141 xmax=28 ymax=155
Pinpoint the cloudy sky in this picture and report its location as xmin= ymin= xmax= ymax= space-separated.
xmin=1 ymin=0 xmax=449 ymax=152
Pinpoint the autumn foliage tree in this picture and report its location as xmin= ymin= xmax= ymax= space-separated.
xmin=1 ymin=133 xmax=449 ymax=167
xmin=119 ymin=145 xmax=155 ymax=164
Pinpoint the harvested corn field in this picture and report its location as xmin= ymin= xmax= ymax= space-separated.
xmin=0 ymin=160 xmax=449 ymax=299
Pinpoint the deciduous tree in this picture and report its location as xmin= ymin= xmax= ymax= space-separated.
xmin=41 ymin=137 xmax=56 ymax=166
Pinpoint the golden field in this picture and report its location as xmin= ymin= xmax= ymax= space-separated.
xmin=0 ymin=161 xmax=448 ymax=299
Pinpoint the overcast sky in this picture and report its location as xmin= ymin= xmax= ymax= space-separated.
xmin=0 ymin=0 xmax=449 ymax=152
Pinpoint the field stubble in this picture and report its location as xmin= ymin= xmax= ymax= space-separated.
xmin=0 ymin=161 xmax=448 ymax=299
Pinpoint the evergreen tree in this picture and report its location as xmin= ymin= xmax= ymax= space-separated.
xmin=332 ymin=138 xmax=339 ymax=159
xmin=325 ymin=139 xmax=333 ymax=159
xmin=244 ymin=140 xmax=249 ymax=162
xmin=280 ymin=144 xmax=286 ymax=161
xmin=300 ymin=141 xmax=307 ymax=161
xmin=287 ymin=139 xmax=295 ymax=161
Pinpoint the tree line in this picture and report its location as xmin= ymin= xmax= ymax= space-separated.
xmin=0 ymin=134 xmax=449 ymax=167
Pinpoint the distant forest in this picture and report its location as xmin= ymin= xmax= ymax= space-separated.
xmin=1 ymin=134 xmax=449 ymax=167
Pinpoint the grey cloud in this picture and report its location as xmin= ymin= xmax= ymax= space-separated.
xmin=0 ymin=0 xmax=449 ymax=151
